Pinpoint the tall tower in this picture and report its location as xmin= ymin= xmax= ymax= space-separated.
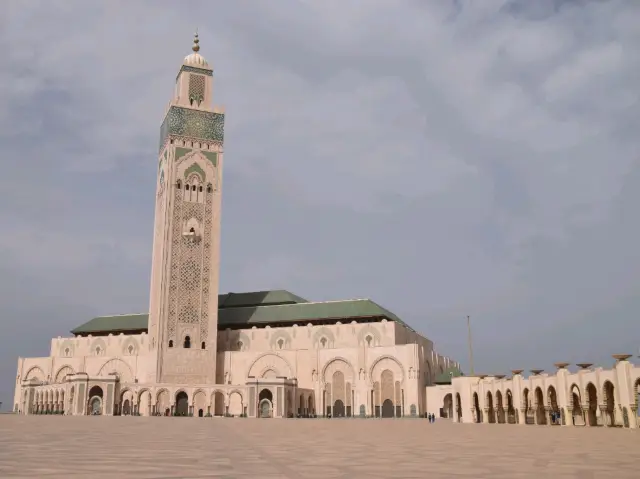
xmin=147 ymin=33 xmax=225 ymax=384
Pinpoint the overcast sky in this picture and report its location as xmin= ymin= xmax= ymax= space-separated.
xmin=1 ymin=0 xmax=638 ymax=408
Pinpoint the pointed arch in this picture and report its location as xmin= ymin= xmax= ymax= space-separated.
xmin=357 ymin=324 xmax=381 ymax=347
xmin=369 ymin=355 xmax=405 ymax=385
xmin=24 ymin=366 xmax=45 ymax=381
xmin=269 ymin=330 xmax=293 ymax=350
xmin=247 ymin=352 xmax=293 ymax=379
xmin=97 ymin=358 xmax=134 ymax=383
xmin=121 ymin=337 xmax=139 ymax=356
xmin=312 ymin=327 xmax=336 ymax=348
xmin=54 ymin=365 xmax=75 ymax=383
xmin=321 ymin=357 xmax=356 ymax=384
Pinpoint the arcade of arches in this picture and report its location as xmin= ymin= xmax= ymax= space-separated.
xmin=427 ymin=357 xmax=640 ymax=428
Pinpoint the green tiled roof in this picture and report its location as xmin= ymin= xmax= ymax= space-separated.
xmin=434 ymin=367 xmax=464 ymax=385
xmin=71 ymin=313 xmax=148 ymax=335
xmin=218 ymin=290 xmax=307 ymax=308
xmin=71 ymin=290 xmax=411 ymax=335
xmin=218 ymin=299 xmax=407 ymax=327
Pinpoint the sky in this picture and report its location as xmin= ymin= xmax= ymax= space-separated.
xmin=0 ymin=0 xmax=638 ymax=409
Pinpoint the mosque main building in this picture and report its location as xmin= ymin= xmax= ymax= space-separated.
xmin=13 ymin=35 xmax=460 ymax=418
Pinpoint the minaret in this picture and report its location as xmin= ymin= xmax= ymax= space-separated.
xmin=147 ymin=33 xmax=225 ymax=385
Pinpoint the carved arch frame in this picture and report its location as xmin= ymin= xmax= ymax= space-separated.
xmin=357 ymin=324 xmax=382 ymax=347
xmin=368 ymin=355 xmax=405 ymax=387
xmin=312 ymin=327 xmax=336 ymax=349
xmin=321 ymin=357 xmax=356 ymax=386
xmin=269 ymin=330 xmax=293 ymax=350
xmin=247 ymin=352 xmax=294 ymax=379
xmin=53 ymin=365 xmax=75 ymax=383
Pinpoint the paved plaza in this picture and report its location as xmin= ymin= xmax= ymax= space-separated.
xmin=0 ymin=416 xmax=637 ymax=478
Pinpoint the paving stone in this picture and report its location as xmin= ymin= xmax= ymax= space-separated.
xmin=0 ymin=416 xmax=637 ymax=478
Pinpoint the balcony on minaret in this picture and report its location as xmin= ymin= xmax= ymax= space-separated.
xmin=182 ymin=224 xmax=201 ymax=245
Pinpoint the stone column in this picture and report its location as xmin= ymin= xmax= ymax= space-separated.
xmin=629 ymin=406 xmax=638 ymax=429
xmin=565 ymin=407 xmax=574 ymax=426
xmin=517 ymin=408 xmax=525 ymax=425
xmin=599 ymin=405 xmax=607 ymax=427
xmin=544 ymin=407 xmax=551 ymax=426
xmin=582 ymin=404 xmax=590 ymax=426
xmin=483 ymin=407 xmax=489 ymax=423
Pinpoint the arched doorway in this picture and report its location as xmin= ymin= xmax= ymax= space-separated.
xmin=213 ymin=391 xmax=225 ymax=416
xmin=496 ymin=391 xmax=505 ymax=424
xmin=443 ymin=393 xmax=453 ymax=419
xmin=455 ymin=393 xmax=462 ymax=422
xmin=381 ymin=399 xmax=394 ymax=418
xmin=548 ymin=386 xmax=560 ymax=425
xmin=307 ymin=395 xmax=315 ymax=416
xmin=259 ymin=389 xmax=273 ymax=418
xmin=473 ymin=392 xmax=481 ymax=423
xmin=486 ymin=392 xmax=495 ymax=424
xmin=570 ymin=384 xmax=584 ymax=425
xmin=586 ymin=383 xmax=598 ymax=426
xmin=522 ymin=388 xmax=533 ymax=424
xmin=299 ymin=393 xmax=305 ymax=416
xmin=603 ymin=381 xmax=616 ymax=426
xmin=506 ymin=390 xmax=516 ymax=424
xmin=175 ymin=391 xmax=189 ymax=416
xmin=122 ymin=399 xmax=131 ymax=416
xmin=333 ymin=399 xmax=345 ymax=417
xmin=87 ymin=385 xmax=103 ymax=416
xmin=534 ymin=387 xmax=546 ymax=425
xmin=198 ymin=409 xmax=204 ymax=417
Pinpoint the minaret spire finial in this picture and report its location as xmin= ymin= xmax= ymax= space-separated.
xmin=192 ymin=29 xmax=200 ymax=53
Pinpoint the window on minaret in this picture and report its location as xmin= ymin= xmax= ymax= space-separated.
xmin=127 ymin=345 xmax=134 ymax=355
xmin=201 ymin=341 xmax=206 ymax=349
xmin=184 ymin=336 xmax=191 ymax=349
xmin=277 ymin=338 xmax=284 ymax=349
xmin=169 ymin=340 xmax=174 ymax=348
xmin=366 ymin=335 xmax=372 ymax=347
xmin=320 ymin=337 xmax=327 ymax=348
xmin=188 ymin=74 xmax=205 ymax=106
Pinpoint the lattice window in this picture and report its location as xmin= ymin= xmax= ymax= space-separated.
xmin=179 ymin=304 xmax=198 ymax=323
xmin=200 ymin=188 xmax=213 ymax=343
xmin=189 ymin=74 xmax=205 ymax=106
xmin=167 ymin=188 xmax=183 ymax=341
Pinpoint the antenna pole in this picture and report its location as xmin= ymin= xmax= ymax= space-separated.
xmin=467 ymin=315 xmax=475 ymax=376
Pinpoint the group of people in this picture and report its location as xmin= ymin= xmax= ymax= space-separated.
xmin=426 ymin=413 xmax=436 ymax=423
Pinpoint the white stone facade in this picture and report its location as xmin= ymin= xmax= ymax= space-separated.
xmin=426 ymin=358 xmax=640 ymax=428
xmin=15 ymin=319 xmax=458 ymax=418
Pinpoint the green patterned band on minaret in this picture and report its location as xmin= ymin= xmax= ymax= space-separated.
xmin=159 ymin=105 xmax=224 ymax=151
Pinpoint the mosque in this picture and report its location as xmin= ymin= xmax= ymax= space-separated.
xmin=13 ymin=35 xmax=461 ymax=419
xmin=13 ymin=36 xmax=640 ymax=427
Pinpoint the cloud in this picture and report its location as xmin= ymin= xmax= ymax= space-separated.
xmin=0 ymin=0 xmax=638 ymax=406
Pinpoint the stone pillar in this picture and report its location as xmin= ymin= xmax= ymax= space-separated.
xmin=599 ymin=405 xmax=607 ymax=427
xmin=545 ymin=407 xmax=551 ymax=426
xmin=483 ymin=408 xmax=489 ymax=423
xmin=564 ymin=407 xmax=574 ymax=426
xmin=629 ymin=406 xmax=638 ymax=428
